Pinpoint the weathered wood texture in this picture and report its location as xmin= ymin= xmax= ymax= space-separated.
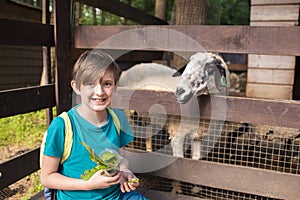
xmin=251 ymin=5 xmax=300 ymax=21
xmin=247 ymin=2 xmax=299 ymax=99
xmin=137 ymin=188 xmax=204 ymax=200
xmin=53 ymin=0 xmax=73 ymax=114
xmin=0 ymin=46 xmax=43 ymax=90
xmin=0 ymin=3 xmax=50 ymax=90
xmin=0 ymin=19 xmax=54 ymax=46
xmin=251 ymin=0 xmax=300 ymax=5
xmin=112 ymin=88 xmax=300 ymax=129
xmin=248 ymin=55 xmax=296 ymax=69
xmin=73 ymin=25 xmax=300 ymax=56
xmin=0 ymin=0 xmax=41 ymax=22
xmin=0 ymin=148 xmax=40 ymax=190
xmin=140 ymin=153 xmax=300 ymax=200
xmin=0 ymin=84 xmax=55 ymax=118
xmin=247 ymin=69 xmax=294 ymax=84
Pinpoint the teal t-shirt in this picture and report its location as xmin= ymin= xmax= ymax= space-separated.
xmin=43 ymin=106 xmax=134 ymax=200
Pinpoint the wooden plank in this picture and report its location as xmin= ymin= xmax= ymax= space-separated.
xmin=0 ymin=148 xmax=40 ymax=190
xmin=112 ymin=88 xmax=300 ymax=128
xmin=0 ymin=76 xmax=41 ymax=85
xmin=246 ymin=83 xmax=293 ymax=99
xmin=73 ymin=25 xmax=300 ymax=56
xmin=77 ymin=0 xmax=168 ymax=25
xmin=133 ymin=153 xmax=300 ymax=199
xmin=252 ymin=0 xmax=300 ymax=5
xmin=53 ymin=0 xmax=73 ymax=114
xmin=71 ymin=49 xmax=164 ymax=63
xmin=0 ymin=84 xmax=55 ymax=118
xmin=0 ymin=58 xmax=42 ymax=66
xmin=0 ymin=1 xmax=41 ymax=22
xmin=247 ymin=69 xmax=295 ymax=84
xmin=0 ymin=19 xmax=54 ymax=46
xmin=0 ymin=46 xmax=42 ymax=59
xmin=250 ymin=21 xmax=299 ymax=26
xmin=0 ymin=67 xmax=42 ymax=75
xmin=248 ymin=55 xmax=295 ymax=69
xmin=137 ymin=188 xmax=204 ymax=200
xmin=227 ymin=63 xmax=247 ymax=71
xmin=251 ymin=5 xmax=300 ymax=21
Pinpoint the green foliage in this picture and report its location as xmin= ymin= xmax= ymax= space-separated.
xmin=0 ymin=109 xmax=54 ymax=199
xmin=0 ymin=109 xmax=50 ymax=148
xmin=80 ymin=142 xmax=121 ymax=180
xmin=207 ymin=0 xmax=250 ymax=25
xmin=77 ymin=0 xmax=175 ymax=26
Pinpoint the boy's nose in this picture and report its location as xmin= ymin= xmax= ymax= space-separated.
xmin=95 ymin=84 xmax=104 ymax=94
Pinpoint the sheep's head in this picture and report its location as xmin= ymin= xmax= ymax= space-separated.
xmin=173 ymin=52 xmax=230 ymax=104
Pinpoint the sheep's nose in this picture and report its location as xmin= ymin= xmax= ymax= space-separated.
xmin=176 ymin=87 xmax=185 ymax=95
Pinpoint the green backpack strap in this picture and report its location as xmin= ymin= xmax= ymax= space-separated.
xmin=107 ymin=107 xmax=120 ymax=135
xmin=60 ymin=112 xmax=72 ymax=164
xmin=39 ymin=130 xmax=48 ymax=168
xmin=40 ymin=109 xmax=120 ymax=168
xmin=40 ymin=112 xmax=72 ymax=168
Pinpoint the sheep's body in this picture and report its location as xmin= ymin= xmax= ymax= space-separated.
xmin=118 ymin=60 xmax=240 ymax=160
xmin=119 ymin=62 xmax=207 ymax=157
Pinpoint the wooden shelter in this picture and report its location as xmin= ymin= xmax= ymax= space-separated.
xmin=0 ymin=0 xmax=300 ymax=199
xmin=247 ymin=0 xmax=300 ymax=99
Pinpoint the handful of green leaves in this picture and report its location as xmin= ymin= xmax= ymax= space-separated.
xmin=80 ymin=142 xmax=121 ymax=180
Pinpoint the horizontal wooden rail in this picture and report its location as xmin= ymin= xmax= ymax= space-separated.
xmin=0 ymin=18 xmax=54 ymax=46
xmin=112 ymin=88 xmax=300 ymax=129
xmin=72 ymin=49 xmax=165 ymax=63
xmin=127 ymin=151 xmax=300 ymax=199
xmin=137 ymin=188 xmax=204 ymax=200
xmin=0 ymin=148 xmax=40 ymax=190
xmin=73 ymin=25 xmax=300 ymax=56
xmin=0 ymin=84 xmax=56 ymax=118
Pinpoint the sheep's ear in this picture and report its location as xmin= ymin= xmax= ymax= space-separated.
xmin=213 ymin=56 xmax=228 ymax=91
xmin=172 ymin=64 xmax=186 ymax=77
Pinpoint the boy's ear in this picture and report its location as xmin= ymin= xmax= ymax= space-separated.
xmin=71 ymin=80 xmax=81 ymax=95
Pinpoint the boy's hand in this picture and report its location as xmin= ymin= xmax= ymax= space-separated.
xmin=120 ymin=170 xmax=140 ymax=193
xmin=87 ymin=170 xmax=121 ymax=190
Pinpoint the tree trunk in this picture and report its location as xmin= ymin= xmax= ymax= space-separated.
xmin=155 ymin=0 xmax=168 ymax=20
xmin=174 ymin=0 xmax=207 ymax=25
xmin=171 ymin=0 xmax=207 ymax=69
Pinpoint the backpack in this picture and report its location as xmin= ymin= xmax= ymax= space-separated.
xmin=39 ymin=108 xmax=121 ymax=200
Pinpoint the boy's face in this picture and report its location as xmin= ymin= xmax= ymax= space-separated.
xmin=78 ymin=71 xmax=115 ymax=113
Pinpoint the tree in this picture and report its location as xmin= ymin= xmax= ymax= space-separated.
xmin=170 ymin=0 xmax=207 ymax=69
xmin=155 ymin=0 xmax=168 ymax=20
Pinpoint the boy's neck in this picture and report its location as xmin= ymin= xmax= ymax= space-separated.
xmin=76 ymin=105 xmax=108 ymax=127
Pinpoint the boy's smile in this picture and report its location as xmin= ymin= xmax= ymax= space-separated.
xmin=72 ymin=71 xmax=116 ymax=126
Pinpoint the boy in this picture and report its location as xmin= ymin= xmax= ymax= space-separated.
xmin=40 ymin=50 xmax=148 ymax=200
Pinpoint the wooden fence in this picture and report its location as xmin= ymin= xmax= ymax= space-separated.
xmin=0 ymin=0 xmax=300 ymax=199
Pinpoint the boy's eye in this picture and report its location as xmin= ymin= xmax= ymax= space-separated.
xmin=103 ymin=82 xmax=113 ymax=87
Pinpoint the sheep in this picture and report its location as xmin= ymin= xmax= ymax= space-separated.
xmin=118 ymin=53 xmax=244 ymax=159
xmin=118 ymin=53 xmax=248 ymax=194
xmin=171 ymin=52 xmax=247 ymax=161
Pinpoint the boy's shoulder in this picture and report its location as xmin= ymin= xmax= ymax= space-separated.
xmin=108 ymin=107 xmax=125 ymax=118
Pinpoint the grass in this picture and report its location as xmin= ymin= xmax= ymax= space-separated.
xmin=0 ymin=108 xmax=55 ymax=199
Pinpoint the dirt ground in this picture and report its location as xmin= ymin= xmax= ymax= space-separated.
xmin=1 ymin=146 xmax=41 ymax=200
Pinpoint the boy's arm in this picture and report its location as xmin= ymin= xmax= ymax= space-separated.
xmin=40 ymin=155 xmax=121 ymax=191
xmin=119 ymin=147 xmax=140 ymax=193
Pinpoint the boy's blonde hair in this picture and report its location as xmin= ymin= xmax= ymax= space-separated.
xmin=73 ymin=50 xmax=121 ymax=88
